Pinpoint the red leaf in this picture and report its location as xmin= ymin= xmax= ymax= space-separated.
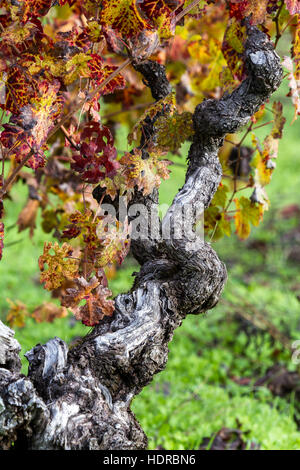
xmin=228 ymin=0 xmax=248 ymax=20
xmin=0 ymin=80 xmax=63 ymax=169
xmin=21 ymin=0 xmax=53 ymax=23
xmin=61 ymin=276 xmax=115 ymax=327
xmin=228 ymin=0 xmax=269 ymax=24
xmin=222 ymin=19 xmax=247 ymax=81
xmin=87 ymin=54 xmax=126 ymax=96
xmin=71 ymin=122 xmax=120 ymax=183
xmin=0 ymin=69 xmax=37 ymax=115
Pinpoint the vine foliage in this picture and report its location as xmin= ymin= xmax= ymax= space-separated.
xmin=0 ymin=0 xmax=299 ymax=327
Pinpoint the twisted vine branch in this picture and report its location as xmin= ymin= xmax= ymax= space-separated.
xmin=0 ymin=26 xmax=282 ymax=450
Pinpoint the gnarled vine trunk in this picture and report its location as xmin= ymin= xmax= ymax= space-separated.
xmin=0 ymin=25 xmax=282 ymax=450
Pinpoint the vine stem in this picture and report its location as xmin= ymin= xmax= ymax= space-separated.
xmin=274 ymin=0 xmax=285 ymax=48
xmin=61 ymin=125 xmax=80 ymax=150
xmin=175 ymin=0 xmax=203 ymax=23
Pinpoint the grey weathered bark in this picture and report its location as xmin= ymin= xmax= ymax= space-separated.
xmin=0 ymin=25 xmax=282 ymax=450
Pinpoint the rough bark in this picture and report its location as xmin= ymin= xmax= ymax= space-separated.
xmin=0 ymin=26 xmax=282 ymax=450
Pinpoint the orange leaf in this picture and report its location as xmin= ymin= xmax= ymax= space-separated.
xmin=88 ymin=55 xmax=126 ymax=95
xmin=32 ymin=302 xmax=68 ymax=323
xmin=292 ymin=15 xmax=300 ymax=81
xmin=62 ymin=276 xmax=115 ymax=326
xmin=140 ymin=0 xmax=183 ymax=39
xmin=0 ymin=69 xmax=36 ymax=115
xmin=39 ymin=242 xmax=79 ymax=290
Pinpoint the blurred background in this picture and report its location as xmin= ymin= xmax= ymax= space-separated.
xmin=1 ymin=56 xmax=300 ymax=452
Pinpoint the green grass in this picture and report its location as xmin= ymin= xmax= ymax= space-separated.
xmin=1 ymin=76 xmax=300 ymax=449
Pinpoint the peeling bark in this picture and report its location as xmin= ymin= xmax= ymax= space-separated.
xmin=0 ymin=26 xmax=282 ymax=450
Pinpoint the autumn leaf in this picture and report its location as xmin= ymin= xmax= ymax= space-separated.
xmin=251 ymin=134 xmax=274 ymax=188
xmin=96 ymin=172 xmax=129 ymax=200
xmin=6 ymin=299 xmax=29 ymax=329
xmin=245 ymin=0 xmax=269 ymax=24
xmin=250 ymin=102 xmax=285 ymax=196
xmin=0 ymin=79 xmax=64 ymax=169
xmin=282 ymin=56 xmax=300 ymax=122
xmin=128 ymin=92 xmax=176 ymax=145
xmin=20 ymin=0 xmax=53 ymax=23
xmin=61 ymin=276 xmax=115 ymax=326
xmin=234 ymin=196 xmax=263 ymax=239
xmin=62 ymin=209 xmax=99 ymax=249
xmin=39 ymin=242 xmax=79 ymax=290
xmin=86 ymin=20 xmax=104 ymax=43
xmin=120 ymin=149 xmax=171 ymax=196
xmin=0 ymin=18 xmax=43 ymax=46
xmin=140 ymin=0 xmax=184 ymax=39
xmin=211 ymin=182 xmax=230 ymax=209
xmin=190 ymin=38 xmax=226 ymax=94
xmin=228 ymin=0 xmax=248 ymax=20
xmin=204 ymin=205 xmax=231 ymax=241
xmin=222 ymin=18 xmax=246 ymax=81
xmin=20 ymin=51 xmax=66 ymax=81
xmin=27 ymin=80 xmax=64 ymax=146
xmin=100 ymin=0 xmax=153 ymax=37
xmin=204 ymin=183 xmax=231 ymax=240
xmin=64 ymin=53 xmax=92 ymax=85
xmin=252 ymin=150 xmax=274 ymax=187
xmin=62 ymin=276 xmax=100 ymax=308
xmin=96 ymin=217 xmax=131 ymax=267
xmin=87 ymin=54 xmax=126 ymax=95
xmin=271 ymin=101 xmax=286 ymax=139
xmin=292 ymin=15 xmax=300 ymax=82
xmin=18 ymin=1 xmax=68 ymax=23
xmin=228 ymin=0 xmax=269 ymax=25
xmin=154 ymin=111 xmax=194 ymax=153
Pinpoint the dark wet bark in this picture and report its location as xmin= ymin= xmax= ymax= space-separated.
xmin=0 ymin=26 xmax=282 ymax=450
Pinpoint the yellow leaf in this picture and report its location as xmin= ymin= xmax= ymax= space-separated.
xmin=234 ymin=196 xmax=263 ymax=240
xmin=211 ymin=183 xmax=229 ymax=208
xmin=100 ymin=0 xmax=152 ymax=37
